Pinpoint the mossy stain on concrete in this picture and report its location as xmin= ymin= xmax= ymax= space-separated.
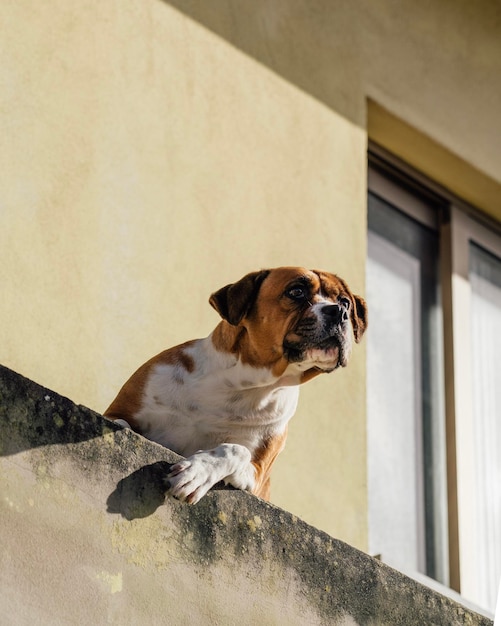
xmin=0 ymin=364 xmax=494 ymax=626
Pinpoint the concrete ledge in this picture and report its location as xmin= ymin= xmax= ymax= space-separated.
xmin=0 ymin=364 xmax=493 ymax=625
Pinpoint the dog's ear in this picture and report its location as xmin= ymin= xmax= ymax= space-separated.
xmin=209 ymin=270 xmax=270 ymax=326
xmin=351 ymin=294 xmax=368 ymax=343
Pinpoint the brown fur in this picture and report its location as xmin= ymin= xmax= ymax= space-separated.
xmin=250 ymin=428 xmax=289 ymax=499
xmin=105 ymin=341 xmax=196 ymax=433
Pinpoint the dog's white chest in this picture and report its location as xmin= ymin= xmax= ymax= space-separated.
xmin=136 ymin=339 xmax=299 ymax=456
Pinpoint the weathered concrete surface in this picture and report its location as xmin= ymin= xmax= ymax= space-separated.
xmin=0 ymin=364 xmax=493 ymax=625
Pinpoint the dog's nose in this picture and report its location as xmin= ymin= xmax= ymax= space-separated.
xmin=322 ymin=303 xmax=349 ymax=323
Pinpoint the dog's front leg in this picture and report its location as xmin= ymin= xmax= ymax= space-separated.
xmin=166 ymin=444 xmax=255 ymax=505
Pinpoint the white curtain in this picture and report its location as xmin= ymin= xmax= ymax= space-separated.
xmin=470 ymin=243 xmax=501 ymax=612
xmin=367 ymin=230 xmax=426 ymax=573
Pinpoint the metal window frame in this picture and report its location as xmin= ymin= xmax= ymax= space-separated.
xmin=443 ymin=206 xmax=501 ymax=606
xmin=369 ymin=142 xmax=501 ymax=616
xmin=367 ymin=156 xmax=448 ymax=583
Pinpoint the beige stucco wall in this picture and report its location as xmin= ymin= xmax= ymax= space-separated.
xmin=1 ymin=0 xmax=500 ymax=550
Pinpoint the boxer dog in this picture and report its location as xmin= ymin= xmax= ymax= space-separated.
xmin=105 ymin=267 xmax=367 ymax=504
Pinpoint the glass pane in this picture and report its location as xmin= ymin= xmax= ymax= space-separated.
xmin=367 ymin=192 xmax=448 ymax=582
xmin=367 ymin=230 xmax=424 ymax=572
xmin=469 ymin=242 xmax=501 ymax=611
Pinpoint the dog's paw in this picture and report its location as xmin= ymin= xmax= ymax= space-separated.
xmin=165 ymin=444 xmax=253 ymax=504
xmin=165 ymin=453 xmax=223 ymax=504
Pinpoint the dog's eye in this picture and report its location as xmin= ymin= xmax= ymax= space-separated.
xmin=286 ymin=286 xmax=306 ymax=300
xmin=339 ymin=296 xmax=351 ymax=309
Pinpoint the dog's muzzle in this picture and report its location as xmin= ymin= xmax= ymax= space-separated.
xmin=283 ymin=300 xmax=352 ymax=368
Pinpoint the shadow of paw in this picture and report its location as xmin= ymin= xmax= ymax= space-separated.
xmin=107 ymin=461 xmax=173 ymax=520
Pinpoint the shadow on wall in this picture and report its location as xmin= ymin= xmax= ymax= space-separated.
xmin=107 ymin=460 xmax=234 ymax=520
xmin=106 ymin=461 xmax=171 ymax=520
xmin=161 ymin=0 xmax=364 ymax=126
xmin=0 ymin=364 xmax=233 ymax=523
xmin=0 ymin=364 xmax=107 ymax=456
xmin=0 ymin=365 xmax=176 ymax=520
xmin=0 ymin=365 xmax=177 ymax=521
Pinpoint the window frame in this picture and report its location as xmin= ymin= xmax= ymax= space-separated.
xmin=443 ymin=206 xmax=501 ymax=604
xmin=368 ymin=143 xmax=501 ymax=617
xmin=367 ymin=160 xmax=449 ymax=585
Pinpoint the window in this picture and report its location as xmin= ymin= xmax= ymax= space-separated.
xmin=367 ymin=167 xmax=448 ymax=585
xmin=446 ymin=208 xmax=501 ymax=611
xmin=469 ymin=243 xmax=501 ymax=610
xmin=367 ymin=149 xmax=501 ymax=615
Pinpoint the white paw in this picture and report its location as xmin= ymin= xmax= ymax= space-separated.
xmin=165 ymin=444 xmax=253 ymax=504
xmin=166 ymin=452 xmax=223 ymax=505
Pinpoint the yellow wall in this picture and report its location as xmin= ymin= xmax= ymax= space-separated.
xmin=2 ymin=0 xmax=500 ymax=549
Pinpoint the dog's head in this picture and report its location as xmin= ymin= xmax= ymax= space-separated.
xmin=209 ymin=267 xmax=367 ymax=377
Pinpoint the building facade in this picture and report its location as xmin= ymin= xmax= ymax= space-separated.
xmin=2 ymin=0 xmax=500 ymax=614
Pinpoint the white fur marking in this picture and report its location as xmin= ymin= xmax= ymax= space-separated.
xmin=136 ymin=337 xmax=298 ymax=460
xmin=166 ymin=444 xmax=253 ymax=504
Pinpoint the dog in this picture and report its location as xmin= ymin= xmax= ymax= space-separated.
xmin=105 ymin=267 xmax=367 ymax=504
